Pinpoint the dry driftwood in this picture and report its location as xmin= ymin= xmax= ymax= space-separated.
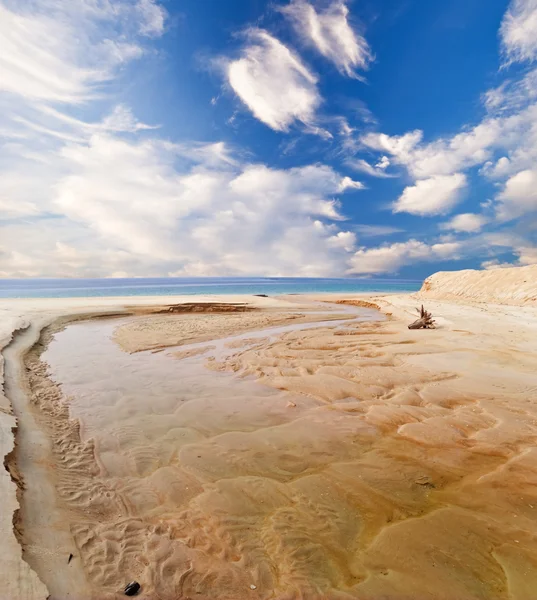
xmin=408 ymin=305 xmax=436 ymax=329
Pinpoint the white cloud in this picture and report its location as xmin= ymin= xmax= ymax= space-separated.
xmin=337 ymin=175 xmax=364 ymax=191
xmin=348 ymin=239 xmax=461 ymax=275
xmin=483 ymin=69 xmax=537 ymax=114
xmin=346 ymin=157 xmax=394 ymax=178
xmin=362 ymin=123 xmax=501 ymax=180
xmin=376 ymin=156 xmax=390 ymax=170
xmin=226 ymin=30 xmax=321 ymax=132
xmin=361 ymin=130 xmax=423 ymax=163
xmin=480 ymin=156 xmax=512 ymax=179
xmin=497 ymin=168 xmax=537 ymax=220
xmin=0 ymin=117 xmax=366 ymax=276
xmin=517 ymin=245 xmax=537 ymax=264
xmin=281 ymin=0 xmax=372 ymax=77
xmin=136 ymin=0 xmax=167 ymax=37
xmin=482 ymin=244 xmax=537 ymax=269
xmin=481 ymin=259 xmax=513 ymax=269
xmin=0 ymin=3 xmax=101 ymax=104
xmin=0 ymin=0 xmax=166 ymax=105
xmin=360 ymin=90 xmax=537 ymax=222
xmin=393 ymin=173 xmax=467 ymax=216
xmin=440 ymin=213 xmax=488 ymax=233
xmin=501 ymin=0 xmax=537 ymax=64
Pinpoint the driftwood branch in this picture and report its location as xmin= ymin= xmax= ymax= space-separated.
xmin=408 ymin=305 xmax=436 ymax=329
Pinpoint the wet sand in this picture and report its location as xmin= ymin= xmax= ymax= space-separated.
xmin=1 ymin=276 xmax=537 ymax=600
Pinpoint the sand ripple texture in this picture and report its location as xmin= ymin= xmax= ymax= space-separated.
xmin=113 ymin=311 xmax=346 ymax=354
xmin=23 ymin=306 xmax=537 ymax=600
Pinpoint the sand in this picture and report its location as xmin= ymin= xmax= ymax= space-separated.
xmin=418 ymin=263 xmax=537 ymax=305
xmin=1 ymin=267 xmax=537 ymax=599
xmin=113 ymin=311 xmax=352 ymax=354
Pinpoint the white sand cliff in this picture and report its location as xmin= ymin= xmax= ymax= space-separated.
xmin=418 ymin=264 xmax=537 ymax=306
xmin=0 ymin=265 xmax=536 ymax=599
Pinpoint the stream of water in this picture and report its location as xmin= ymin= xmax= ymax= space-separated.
xmin=39 ymin=305 xmax=382 ymax=598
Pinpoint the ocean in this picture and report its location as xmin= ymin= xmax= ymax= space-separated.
xmin=0 ymin=277 xmax=422 ymax=299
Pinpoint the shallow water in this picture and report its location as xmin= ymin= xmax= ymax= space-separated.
xmin=40 ymin=306 xmax=537 ymax=600
xmin=42 ymin=307 xmax=387 ymax=598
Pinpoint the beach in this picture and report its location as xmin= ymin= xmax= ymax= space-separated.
xmin=1 ymin=265 xmax=537 ymax=600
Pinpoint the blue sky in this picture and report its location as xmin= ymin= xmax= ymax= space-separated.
xmin=1 ymin=0 xmax=537 ymax=278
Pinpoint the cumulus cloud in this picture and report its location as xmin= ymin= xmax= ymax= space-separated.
xmin=440 ymin=213 xmax=488 ymax=233
xmin=501 ymin=0 xmax=537 ymax=64
xmin=393 ymin=173 xmax=467 ymax=216
xmin=361 ymin=130 xmax=423 ymax=164
xmin=480 ymin=156 xmax=512 ymax=179
xmin=226 ymin=30 xmax=321 ymax=132
xmin=0 ymin=111 xmax=367 ymax=276
xmin=482 ymin=244 xmax=537 ymax=269
xmin=481 ymin=259 xmax=513 ymax=269
xmin=496 ymin=168 xmax=537 ymax=220
xmin=362 ymin=124 xmax=500 ymax=180
xmin=347 ymin=240 xmax=461 ymax=275
xmin=360 ymin=58 xmax=537 ymax=230
xmin=517 ymin=245 xmax=537 ymax=264
xmin=281 ymin=0 xmax=372 ymax=77
xmin=337 ymin=175 xmax=364 ymax=191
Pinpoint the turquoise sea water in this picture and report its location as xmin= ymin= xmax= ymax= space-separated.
xmin=0 ymin=277 xmax=421 ymax=299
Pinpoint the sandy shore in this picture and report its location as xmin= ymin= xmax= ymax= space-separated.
xmin=1 ymin=268 xmax=537 ymax=599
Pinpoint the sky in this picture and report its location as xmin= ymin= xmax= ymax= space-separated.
xmin=1 ymin=0 xmax=537 ymax=279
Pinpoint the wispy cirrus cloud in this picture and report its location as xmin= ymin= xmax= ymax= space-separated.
xmin=281 ymin=0 xmax=372 ymax=78
xmin=500 ymin=0 xmax=537 ymax=64
xmin=346 ymin=156 xmax=395 ymax=178
xmin=0 ymin=0 xmax=166 ymax=104
xmin=225 ymin=29 xmax=322 ymax=132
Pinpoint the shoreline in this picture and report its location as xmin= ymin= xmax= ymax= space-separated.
xmin=1 ymin=270 xmax=537 ymax=599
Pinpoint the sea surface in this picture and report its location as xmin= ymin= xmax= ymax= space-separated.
xmin=0 ymin=277 xmax=421 ymax=299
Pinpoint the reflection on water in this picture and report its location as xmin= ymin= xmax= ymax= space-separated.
xmin=41 ymin=309 xmax=537 ymax=600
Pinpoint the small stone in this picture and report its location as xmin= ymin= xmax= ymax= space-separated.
xmin=286 ymin=401 xmax=296 ymax=408
xmin=124 ymin=581 xmax=141 ymax=596
xmin=415 ymin=475 xmax=435 ymax=488
xmin=250 ymin=584 xmax=257 ymax=590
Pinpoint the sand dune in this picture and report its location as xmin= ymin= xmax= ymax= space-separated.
xmin=418 ymin=264 xmax=537 ymax=305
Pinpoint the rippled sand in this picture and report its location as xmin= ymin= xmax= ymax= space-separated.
xmin=19 ymin=301 xmax=537 ymax=600
xmin=113 ymin=309 xmax=351 ymax=353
